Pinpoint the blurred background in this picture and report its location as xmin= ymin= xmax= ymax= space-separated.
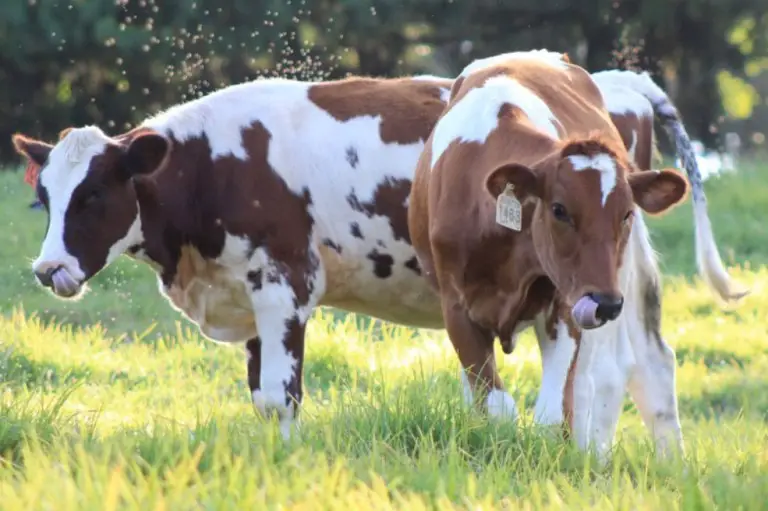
xmin=1 ymin=0 xmax=767 ymax=167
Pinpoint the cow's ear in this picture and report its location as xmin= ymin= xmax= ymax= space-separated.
xmin=628 ymin=169 xmax=688 ymax=215
xmin=120 ymin=131 xmax=170 ymax=179
xmin=12 ymin=134 xmax=53 ymax=167
xmin=485 ymin=162 xmax=540 ymax=200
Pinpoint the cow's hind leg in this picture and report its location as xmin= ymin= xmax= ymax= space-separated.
xmin=626 ymin=276 xmax=684 ymax=458
xmin=445 ymin=301 xmax=518 ymax=420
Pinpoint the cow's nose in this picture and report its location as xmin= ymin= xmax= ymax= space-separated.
xmin=589 ymin=292 xmax=624 ymax=322
xmin=34 ymin=264 xmax=63 ymax=288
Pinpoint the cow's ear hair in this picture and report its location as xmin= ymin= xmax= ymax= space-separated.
xmin=485 ymin=162 xmax=540 ymax=200
xmin=12 ymin=134 xmax=53 ymax=167
xmin=120 ymin=131 xmax=170 ymax=179
xmin=628 ymin=168 xmax=688 ymax=215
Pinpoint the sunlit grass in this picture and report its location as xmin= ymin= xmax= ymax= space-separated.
xmin=1 ymin=165 xmax=767 ymax=509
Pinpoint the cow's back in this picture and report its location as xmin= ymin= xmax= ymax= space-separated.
xmin=500 ymin=60 xmax=620 ymax=141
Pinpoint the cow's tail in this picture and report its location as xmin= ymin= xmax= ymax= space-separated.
xmin=593 ymin=69 xmax=749 ymax=303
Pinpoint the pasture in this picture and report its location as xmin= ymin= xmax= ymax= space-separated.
xmin=1 ymin=164 xmax=767 ymax=509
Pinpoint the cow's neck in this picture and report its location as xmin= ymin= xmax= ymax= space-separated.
xmin=131 ymin=163 xmax=224 ymax=286
xmin=461 ymin=233 xmax=553 ymax=339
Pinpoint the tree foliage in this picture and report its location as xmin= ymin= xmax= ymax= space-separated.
xmin=2 ymin=0 xmax=766 ymax=164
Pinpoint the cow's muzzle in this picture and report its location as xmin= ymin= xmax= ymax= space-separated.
xmin=571 ymin=292 xmax=624 ymax=329
xmin=34 ymin=265 xmax=82 ymax=298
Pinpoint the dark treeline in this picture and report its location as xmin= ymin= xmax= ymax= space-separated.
xmin=2 ymin=0 xmax=767 ymax=164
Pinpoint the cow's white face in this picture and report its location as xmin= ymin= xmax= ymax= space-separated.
xmin=13 ymin=126 xmax=167 ymax=299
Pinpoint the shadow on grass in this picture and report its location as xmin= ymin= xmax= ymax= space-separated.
xmin=0 ymin=348 xmax=151 ymax=391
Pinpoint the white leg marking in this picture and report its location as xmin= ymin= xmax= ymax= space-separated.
xmin=571 ymin=333 xmax=596 ymax=452
xmin=627 ymin=338 xmax=683 ymax=458
xmin=460 ymin=369 xmax=474 ymax=406
xmin=486 ymin=389 xmax=518 ymax=420
xmin=460 ymin=369 xmax=517 ymax=420
xmin=533 ymin=317 xmax=577 ymax=426
xmin=585 ymin=319 xmax=634 ymax=462
xmin=250 ymin=280 xmax=302 ymax=437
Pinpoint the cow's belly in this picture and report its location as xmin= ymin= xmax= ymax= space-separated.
xmin=317 ymin=245 xmax=444 ymax=330
xmin=161 ymin=275 xmax=257 ymax=343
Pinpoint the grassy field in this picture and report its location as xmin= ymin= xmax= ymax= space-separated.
xmin=1 ymin=164 xmax=767 ymax=510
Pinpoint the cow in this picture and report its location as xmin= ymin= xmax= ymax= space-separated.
xmin=12 ymin=76 xmax=453 ymax=438
xmin=406 ymin=52 xmax=735 ymax=460
xmin=11 ymin=52 xmax=741 ymax=459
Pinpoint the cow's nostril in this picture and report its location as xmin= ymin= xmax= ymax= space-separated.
xmin=589 ymin=292 xmax=624 ymax=322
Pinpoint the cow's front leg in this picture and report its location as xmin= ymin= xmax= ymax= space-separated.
xmin=246 ymin=250 xmax=322 ymax=439
xmin=247 ymin=301 xmax=308 ymax=439
xmin=533 ymin=315 xmax=578 ymax=427
xmin=444 ymin=300 xmax=518 ymax=420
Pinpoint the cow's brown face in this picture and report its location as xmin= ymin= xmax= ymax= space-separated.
xmin=12 ymin=127 xmax=169 ymax=299
xmin=486 ymin=139 xmax=688 ymax=329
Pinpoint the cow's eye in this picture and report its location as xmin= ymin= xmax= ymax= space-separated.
xmin=551 ymin=202 xmax=571 ymax=223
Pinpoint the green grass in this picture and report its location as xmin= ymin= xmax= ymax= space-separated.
xmin=1 ymin=164 xmax=767 ymax=510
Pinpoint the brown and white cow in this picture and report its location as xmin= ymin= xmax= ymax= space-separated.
xmin=408 ymin=53 xmax=695 ymax=450
xmin=11 ymin=52 xmax=740 ymax=458
xmin=12 ymin=76 xmax=452 ymax=437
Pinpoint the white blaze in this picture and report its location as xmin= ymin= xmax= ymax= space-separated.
xmin=567 ymin=153 xmax=618 ymax=207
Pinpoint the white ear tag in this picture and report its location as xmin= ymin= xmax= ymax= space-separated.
xmin=495 ymin=183 xmax=522 ymax=231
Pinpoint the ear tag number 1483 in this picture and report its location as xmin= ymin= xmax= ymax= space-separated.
xmin=495 ymin=183 xmax=522 ymax=231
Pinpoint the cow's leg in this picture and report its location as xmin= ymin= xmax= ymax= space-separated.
xmin=626 ymin=277 xmax=684 ymax=458
xmin=246 ymin=249 xmax=323 ymax=440
xmin=247 ymin=302 xmax=308 ymax=439
xmin=623 ymin=214 xmax=684 ymax=458
xmin=564 ymin=317 xmax=632 ymax=462
xmin=584 ymin=319 xmax=634 ymax=460
xmin=533 ymin=314 xmax=577 ymax=426
xmin=445 ymin=300 xmax=517 ymax=420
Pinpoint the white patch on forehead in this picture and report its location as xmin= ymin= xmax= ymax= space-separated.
xmin=459 ymin=49 xmax=568 ymax=78
xmin=431 ymin=75 xmax=560 ymax=169
xmin=34 ymin=126 xmax=112 ymax=279
xmin=568 ymin=153 xmax=618 ymax=206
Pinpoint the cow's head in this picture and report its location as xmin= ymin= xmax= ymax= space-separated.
xmin=486 ymin=136 xmax=688 ymax=329
xmin=12 ymin=126 xmax=170 ymax=299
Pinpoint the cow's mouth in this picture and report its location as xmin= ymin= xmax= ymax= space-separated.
xmin=571 ymin=294 xmax=607 ymax=330
xmin=45 ymin=266 xmax=84 ymax=298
